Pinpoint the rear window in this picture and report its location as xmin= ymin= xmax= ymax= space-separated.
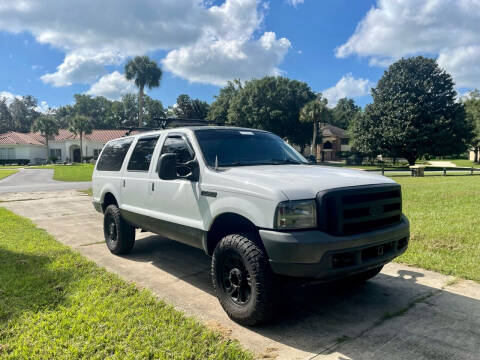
xmin=127 ymin=136 xmax=159 ymax=171
xmin=96 ymin=138 xmax=133 ymax=172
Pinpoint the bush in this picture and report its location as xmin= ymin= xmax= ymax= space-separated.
xmin=0 ymin=159 xmax=30 ymax=166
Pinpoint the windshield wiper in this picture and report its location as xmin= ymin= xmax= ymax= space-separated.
xmin=269 ymin=159 xmax=305 ymax=165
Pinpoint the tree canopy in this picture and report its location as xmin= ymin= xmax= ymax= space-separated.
xmin=463 ymin=89 xmax=480 ymax=162
xmin=227 ymin=76 xmax=315 ymax=147
xmin=206 ymin=80 xmax=242 ymax=125
xmin=125 ymin=56 xmax=162 ymax=126
xmin=350 ymin=56 xmax=473 ymax=164
xmin=170 ymin=94 xmax=210 ymax=120
xmin=299 ymin=94 xmax=329 ymax=155
xmin=331 ymin=98 xmax=360 ymax=129
xmin=32 ymin=113 xmax=59 ymax=160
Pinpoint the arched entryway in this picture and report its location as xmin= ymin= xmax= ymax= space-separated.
xmin=322 ymin=141 xmax=333 ymax=162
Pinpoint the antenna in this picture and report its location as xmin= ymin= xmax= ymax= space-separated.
xmin=215 ymin=155 xmax=218 ymax=170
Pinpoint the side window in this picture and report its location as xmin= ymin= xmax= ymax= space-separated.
xmin=96 ymin=138 xmax=133 ymax=171
xmin=161 ymin=136 xmax=195 ymax=164
xmin=127 ymin=136 xmax=159 ymax=171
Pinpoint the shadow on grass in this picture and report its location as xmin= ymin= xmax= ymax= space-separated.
xmin=126 ymin=234 xmax=480 ymax=359
xmin=0 ymin=247 xmax=72 ymax=325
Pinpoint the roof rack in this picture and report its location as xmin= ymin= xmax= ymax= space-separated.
xmin=121 ymin=118 xmax=210 ymax=136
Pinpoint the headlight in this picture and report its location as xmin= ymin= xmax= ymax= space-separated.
xmin=275 ymin=200 xmax=317 ymax=229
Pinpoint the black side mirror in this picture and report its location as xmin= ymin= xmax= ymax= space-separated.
xmin=158 ymin=153 xmax=178 ymax=180
xmin=307 ymin=154 xmax=317 ymax=164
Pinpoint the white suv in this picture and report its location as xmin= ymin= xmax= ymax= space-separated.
xmin=92 ymin=126 xmax=409 ymax=325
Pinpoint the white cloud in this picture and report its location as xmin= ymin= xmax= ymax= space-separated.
xmin=286 ymin=0 xmax=304 ymax=7
xmin=335 ymin=0 xmax=480 ymax=88
xmin=0 ymin=0 xmax=290 ymax=87
xmin=322 ymin=73 xmax=373 ymax=107
xmin=86 ymin=71 xmax=136 ymax=100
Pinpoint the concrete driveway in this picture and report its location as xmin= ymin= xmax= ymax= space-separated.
xmin=1 ymin=190 xmax=479 ymax=360
xmin=0 ymin=169 xmax=91 ymax=193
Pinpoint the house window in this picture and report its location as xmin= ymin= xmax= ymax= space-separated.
xmin=0 ymin=148 xmax=15 ymax=160
xmin=341 ymin=138 xmax=349 ymax=145
xmin=50 ymin=149 xmax=61 ymax=159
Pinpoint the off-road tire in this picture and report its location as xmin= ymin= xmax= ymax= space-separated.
xmin=103 ymin=204 xmax=135 ymax=255
xmin=212 ymin=233 xmax=276 ymax=326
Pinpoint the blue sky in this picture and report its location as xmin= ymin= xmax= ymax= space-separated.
xmin=1 ymin=0 xmax=479 ymax=110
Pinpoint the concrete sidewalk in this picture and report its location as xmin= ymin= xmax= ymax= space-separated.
xmin=1 ymin=190 xmax=479 ymax=360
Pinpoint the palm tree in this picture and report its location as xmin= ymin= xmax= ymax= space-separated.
xmin=69 ymin=114 xmax=93 ymax=162
xmin=300 ymin=94 xmax=329 ymax=156
xmin=125 ymin=56 xmax=162 ymax=127
xmin=32 ymin=112 xmax=59 ymax=162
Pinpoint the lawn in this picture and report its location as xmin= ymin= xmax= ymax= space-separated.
xmin=30 ymin=164 xmax=94 ymax=182
xmin=0 ymin=170 xmax=18 ymax=180
xmin=394 ymin=176 xmax=480 ymax=282
xmin=0 ymin=208 xmax=251 ymax=360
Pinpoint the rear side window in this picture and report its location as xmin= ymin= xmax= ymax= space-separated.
xmin=161 ymin=136 xmax=194 ymax=164
xmin=96 ymin=138 xmax=133 ymax=172
xmin=127 ymin=136 xmax=159 ymax=171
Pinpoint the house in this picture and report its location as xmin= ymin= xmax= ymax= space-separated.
xmin=0 ymin=129 xmax=128 ymax=164
xmin=315 ymin=124 xmax=350 ymax=161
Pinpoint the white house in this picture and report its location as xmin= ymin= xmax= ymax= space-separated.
xmin=0 ymin=129 xmax=128 ymax=164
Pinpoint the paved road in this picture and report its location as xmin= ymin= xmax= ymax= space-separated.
xmin=1 ymin=190 xmax=479 ymax=360
xmin=0 ymin=169 xmax=91 ymax=193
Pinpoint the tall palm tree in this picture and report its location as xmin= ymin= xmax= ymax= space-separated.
xmin=69 ymin=114 xmax=93 ymax=162
xmin=32 ymin=112 xmax=59 ymax=162
xmin=300 ymin=94 xmax=329 ymax=156
xmin=125 ymin=56 xmax=162 ymax=127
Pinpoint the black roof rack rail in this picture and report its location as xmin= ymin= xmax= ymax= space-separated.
xmin=120 ymin=118 xmax=210 ymax=136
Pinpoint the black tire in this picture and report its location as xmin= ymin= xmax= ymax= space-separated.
xmin=103 ymin=204 xmax=135 ymax=255
xmin=348 ymin=265 xmax=383 ymax=283
xmin=211 ymin=233 xmax=276 ymax=326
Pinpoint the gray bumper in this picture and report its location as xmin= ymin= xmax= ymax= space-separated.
xmin=259 ymin=215 xmax=410 ymax=279
xmin=92 ymin=200 xmax=103 ymax=213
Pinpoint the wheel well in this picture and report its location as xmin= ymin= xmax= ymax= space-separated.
xmin=206 ymin=213 xmax=262 ymax=256
xmin=102 ymin=192 xmax=118 ymax=212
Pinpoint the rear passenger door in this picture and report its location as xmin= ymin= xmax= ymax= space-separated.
xmin=121 ymin=135 xmax=160 ymax=215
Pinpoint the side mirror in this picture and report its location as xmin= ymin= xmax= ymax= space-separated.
xmin=158 ymin=153 xmax=178 ymax=180
xmin=307 ymin=154 xmax=317 ymax=164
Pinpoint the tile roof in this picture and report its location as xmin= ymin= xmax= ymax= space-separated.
xmin=0 ymin=129 xmax=128 ymax=145
xmin=319 ymin=124 xmax=349 ymax=138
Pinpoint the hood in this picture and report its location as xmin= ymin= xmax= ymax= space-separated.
xmin=218 ymin=165 xmax=396 ymax=200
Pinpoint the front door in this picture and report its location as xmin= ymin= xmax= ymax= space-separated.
xmin=149 ymin=133 xmax=204 ymax=248
xmin=73 ymin=148 xmax=81 ymax=162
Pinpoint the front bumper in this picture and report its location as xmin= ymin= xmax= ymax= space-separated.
xmin=259 ymin=215 xmax=409 ymax=279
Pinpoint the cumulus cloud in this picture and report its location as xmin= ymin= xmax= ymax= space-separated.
xmin=86 ymin=71 xmax=136 ymax=100
xmin=335 ymin=0 xmax=480 ymax=88
xmin=0 ymin=0 xmax=290 ymax=87
xmin=286 ymin=0 xmax=304 ymax=7
xmin=322 ymin=74 xmax=373 ymax=107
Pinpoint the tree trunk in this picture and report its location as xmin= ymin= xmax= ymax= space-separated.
xmin=45 ymin=136 xmax=49 ymax=162
xmin=80 ymin=132 xmax=83 ymax=163
xmin=138 ymin=84 xmax=144 ymax=127
xmin=311 ymin=120 xmax=317 ymax=156
xmin=475 ymin=146 xmax=479 ymax=163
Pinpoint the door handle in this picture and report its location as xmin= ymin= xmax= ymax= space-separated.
xmin=151 ymin=182 xmax=155 ymax=191
xmin=123 ymin=179 xmax=125 ymax=187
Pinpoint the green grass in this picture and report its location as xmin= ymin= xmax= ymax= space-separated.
xmin=394 ymin=176 xmax=480 ymax=282
xmin=30 ymin=164 xmax=94 ymax=182
xmin=0 ymin=170 xmax=18 ymax=180
xmin=0 ymin=208 xmax=252 ymax=360
xmin=444 ymin=159 xmax=477 ymax=168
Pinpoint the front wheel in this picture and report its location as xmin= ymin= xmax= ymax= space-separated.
xmin=103 ymin=204 xmax=135 ymax=255
xmin=211 ymin=233 xmax=276 ymax=326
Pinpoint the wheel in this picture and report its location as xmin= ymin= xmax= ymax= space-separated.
xmin=211 ymin=233 xmax=276 ymax=326
xmin=348 ymin=265 xmax=383 ymax=283
xmin=103 ymin=204 xmax=135 ymax=255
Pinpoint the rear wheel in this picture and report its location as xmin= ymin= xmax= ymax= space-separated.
xmin=103 ymin=204 xmax=135 ymax=255
xmin=212 ymin=233 xmax=276 ymax=326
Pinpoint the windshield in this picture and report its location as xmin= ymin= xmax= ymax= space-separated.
xmin=194 ymin=129 xmax=307 ymax=167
